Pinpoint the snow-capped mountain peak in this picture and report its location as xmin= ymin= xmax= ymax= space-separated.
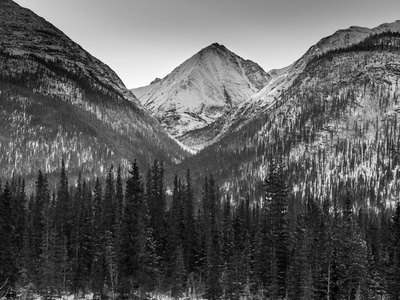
xmin=131 ymin=43 xmax=271 ymax=146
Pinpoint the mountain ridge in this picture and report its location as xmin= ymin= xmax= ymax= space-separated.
xmin=205 ymin=20 xmax=400 ymax=144
xmin=177 ymin=21 xmax=400 ymax=206
xmin=0 ymin=0 xmax=189 ymax=182
xmin=131 ymin=42 xmax=271 ymax=150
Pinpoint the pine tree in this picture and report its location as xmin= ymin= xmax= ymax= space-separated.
xmin=258 ymin=158 xmax=290 ymax=298
xmin=336 ymin=192 xmax=367 ymax=299
xmin=12 ymin=177 xmax=27 ymax=267
xmin=0 ymin=182 xmax=17 ymax=296
xmin=79 ymin=182 xmax=94 ymax=295
xmin=202 ymin=176 xmax=222 ymax=300
xmin=119 ymin=160 xmax=157 ymax=299
xmin=170 ymin=244 xmax=186 ymax=300
xmin=165 ymin=174 xmax=185 ymax=288
xmin=91 ymin=178 xmax=105 ymax=299
xmin=146 ymin=160 xmax=167 ymax=267
xmin=103 ymin=166 xmax=116 ymax=234
xmin=102 ymin=167 xmax=118 ymax=299
xmin=183 ymin=169 xmax=196 ymax=274
xmin=31 ymin=170 xmax=51 ymax=290
xmin=56 ymin=159 xmax=72 ymax=290
xmin=388 ymin=201 xmax=400 ymax=299
xmin=40 ymin=194 xmax=68 ymax=298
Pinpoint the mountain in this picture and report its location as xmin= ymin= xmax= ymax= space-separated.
xmin=0 ymin=0 xmax=189 ymax=183
xmin=179 ymin=21 xmax=400 ymax=208
xmin=131 ymin=43 xmax=271 ymax=150
xmin=205 ymin=20 xmax=400 ymax=143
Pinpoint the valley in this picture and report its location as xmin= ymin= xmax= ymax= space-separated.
xmin=1 ymin=1 xmax=400 ymax=299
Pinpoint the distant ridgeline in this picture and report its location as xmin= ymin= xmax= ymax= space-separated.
xmin=0 ymin=50 xmax=125 ymax=100
xmin=1 ymin=158 xmax=400 ymax=299
xmin=311 ymin=31 xmax=400 ymax=63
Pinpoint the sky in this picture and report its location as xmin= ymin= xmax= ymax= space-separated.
xmin=13 ymin=0 xmax=400 ymax=89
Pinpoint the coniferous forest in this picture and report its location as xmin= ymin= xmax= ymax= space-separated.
xmin=1 ymin=4 xmax=400 ymax=299
xmin=1 ymin=158 xmax=400 ymax=300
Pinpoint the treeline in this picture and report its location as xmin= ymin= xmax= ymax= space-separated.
xmin=1 ymin=158 xmax=400 ymax=300
xmin=311 ymin=31 xmax=400 ymax=64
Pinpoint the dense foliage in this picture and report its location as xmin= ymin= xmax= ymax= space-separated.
xmin=1 ymin=158 xmax=399 ymax=300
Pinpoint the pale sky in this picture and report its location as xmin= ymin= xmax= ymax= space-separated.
xmin=13 ymin=0 xmax=400 ymax=89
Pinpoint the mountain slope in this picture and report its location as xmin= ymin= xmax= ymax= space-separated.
xmin=0 ymin=0 xmax=188 ymax=182
xmin=132 ymin=43 xmax=271 ymax=149
xmin=179 ymin=22 xmax=400 ymax=209
xmin=207 ymin=20 xmax=400 ymax=143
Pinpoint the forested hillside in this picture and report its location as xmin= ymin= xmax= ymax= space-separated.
xmin=0 ymin=0 xmax=188 ymax=186
xmin=1 ymin=159 xmax=399 ymax=299
xmin=180 ymin=31 xmax=400 ymax=210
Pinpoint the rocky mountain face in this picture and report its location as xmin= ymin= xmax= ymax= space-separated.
xmin=0 ymin=0 xmax=188 ymax=182
xmin=131 ymin=43 xmax=271 ymax=150
xmin=179 ymin=21 xmax=400 ymax=208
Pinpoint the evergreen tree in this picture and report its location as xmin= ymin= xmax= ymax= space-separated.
xmin=170 ymin=244 xmax=186 ymax=300
xmin=103 ymin=166 xmax=116 ymax=233
xmin=183 ymin=169 xmax=196 ymax=274
xmin=388 ymin=201 xmax=400 ymax=299
xmin=165 ymin=174 xmax=185 ymax=289
xmin=102 ymin=167 xmax=118 ymax=298
xmin=257 ymin=158 xmax=290 ymax=298
xmin=40 ymin=194 xmax=68 ymax=298
xmin=56 ymin=159 xmax=72 ymax=291
xmin=12 ymin=177 xmax=27 ymax=267
xmin=335 ymin=192 xmax=367 ymax=300
xmin=202 ymin=176 xmax=222 ymax=300
xmin=146 ymin=160 xmax=167 ymax=267
xmin=91 ymin=178 xmax=105 ymax=299
xmin=0 ymin=182 xmax=17 ymax=295
xmin=31 ymin=170 xmax=51 ymax=290
xmin=119 ymin=160 xmax=157 ymax=299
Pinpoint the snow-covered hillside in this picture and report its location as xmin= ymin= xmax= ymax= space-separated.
xmin=214 ymin=20 xmax=400 ymax=140
xmin=0 ymin=0 xmax=189 ymax=180
xmin=180 ymin=23 xmax=400 ymax=205
xmin=132 ymin=43 xmax=271 ymax=147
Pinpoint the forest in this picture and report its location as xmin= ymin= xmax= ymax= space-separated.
xmin=1 ymin=158 xmax=400 ymax=300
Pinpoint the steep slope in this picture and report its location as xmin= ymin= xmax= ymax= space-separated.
xmin=132 ymin=43 xmax=271 ymax=149
xmin=179 ymin=22 xmax=400 ymax=210
xmin=0 ymin=0 xmax=188 ymax=182
xmin=206 ymin=21 xmax=400 ymax=143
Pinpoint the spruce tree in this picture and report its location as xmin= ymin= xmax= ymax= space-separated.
xmin=335 ymin=192 xmax=367 ymax=299
xmin=91 ymin=178 xmax=105 ymax=299
xmin=388 ymin=201 xmax=400 ymax=299
xmin=202 ymin=176 xmax=222 ymax=300
xmin=0 ymin=182 xmax=17 ymax=295
xmin=119 ymin=160 xmax=157 ymax=298
xmin=183 ymin=169 xmax=196 ymax=274
xmin=146 ymin=160 xmax=167 ymax=266
xmin=260 ymin=158 xmax=289 ymax=298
